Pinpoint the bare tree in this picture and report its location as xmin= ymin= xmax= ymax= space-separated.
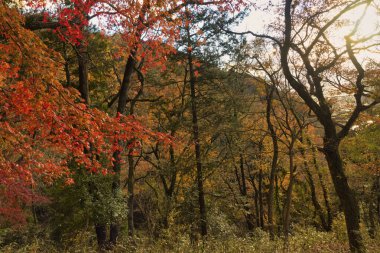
xmin=226 ymin=0 xmax=380 ymax=251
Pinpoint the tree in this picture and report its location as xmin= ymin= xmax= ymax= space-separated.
xmin=230 ymin=0 xmax=380 ymax=251
xmin=0 ymin=2 xmax=162 ymax=226
xmin=342 ymin=121 xmax=380 ymax=238
xmin=22 ymin=0 xmax=240 ymax=244
xmin=174 ymin=2 xmax=247 ymax=237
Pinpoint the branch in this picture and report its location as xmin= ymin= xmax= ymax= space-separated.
xmin=305 ymin=0 xmax=368 ymax=56
xmin=219 ymin=26 xmax=281 ymax=46
xmin=281 ymin=0 xmax=322 ymax=119
xmin=337 ymin=34 xmax=368 ymax=139
xmin=24 ymin=21 xmax=61 ymax=30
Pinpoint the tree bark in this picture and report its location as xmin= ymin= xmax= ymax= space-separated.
xmin=305 ymin=162 xmax=329 ymax=230
xmin=275 ymin=174 xmax=282 ymax=236
xmin=258 ymin=169 xmax=265 ymax=229
xmin=127 ymin=154 xmax=135 ymax=236
xmin=76 ymin=43 xmax=89 ymax=104
xmin=374 ymin=176 xmax=380 ymax=224
xmin=187 ymin=46 xmax=207 ymax=237
xmin=300 ymin=142 xmax=330 ymax=231
xmin=323 ymin=138 xmax=364 ymax=252
xmin=109 ymin=148 xmax=122 ymax=245
xmin=367 ymin=200 xmax=376 ymax=239
xmin=62 ymin=43 xmax=71 ymax=87
xmin=111 ymin=1 xmax=150 ymax=241
xmin=308 ymin=138 xmax=332 ymax=231
xmin=75 ymin=39 xmax=109 ymax=249
xmin=283 ymin=149 xmax=295 ymax=239
xmin=238 ymin=155 xmax=254 ymax=231
xmin=109 ymin=51 xmax=137 ymax=245
xmin=159 ymin=144 xmax=177 ymax=229
xmin=266 ymin=85 xmax=278 ymax=239
xmin=252 ymin=176 xmax=260 ymax=228
xmin=95 ymin=224 xmax=107 ymax=250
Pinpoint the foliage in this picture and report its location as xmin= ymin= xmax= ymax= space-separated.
xmin=0 ymin=2 xmax=168 ymax=225
xmin=0 ymin=0 xmax=380 ymax=252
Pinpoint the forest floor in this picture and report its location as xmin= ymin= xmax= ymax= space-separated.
xmin=1 ymin=225 xmax=380 ymax=253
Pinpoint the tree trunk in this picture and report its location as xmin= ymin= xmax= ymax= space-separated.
xmin=109 ymin=52 xmax=137 ymax=245
xmin=188 ymin=47 xmax=207 ymax=237
xmin=275 ymin=174 xmax=282 ymax=236
xmin=62 ymin=43 xmax=71 ymax=87
xmin=300 ymin=144 xmax=329 ymax=231
xmin=109 ymin=148 xmax=121 ymax=245
xmin=75 ymin=43 xmax=109 ymax=248
xmin=76 ymin=43 xmax=89 ymax=104
xmin=374 ymin=176 xmax=380 ymax=224
xmin=127 ymin=153 xmax=135 ymax=236
xmin=90 ymin=181 xmax=107 ymax=249
xmin=309 ymin=138 xmax=333 ymax=231
xmin=95 ymin=224 xmax=107 ymax=250
xmin=283 ymin=150 xmax=295 ymax=239
xmin=258 ymin=169 xmax=265 ymax=229
xmin=367 ymin=201 xmax=375 ymax=239
xmin=266 ymin=85 xmax=278 ymax=239
xmin=161 ymin=144 xmax=177 ymax=229
xmin=323 ymin=138 xmax=364 ymax=253
xmin=239 ymin=155 xmax=254 ymax=231
xmin=305 ymin=163 xmax=329 ymax=230
xmin=252 ymin=177 xmax=260 ymax=227
xmin=110 ymin=0 xmax=149 ymax=242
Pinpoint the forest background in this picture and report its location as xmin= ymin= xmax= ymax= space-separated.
xmin=0 ymin=0 xmax=379 ymax=252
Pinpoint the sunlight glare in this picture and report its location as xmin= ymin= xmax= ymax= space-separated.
xmin=341 ymin=4 xmax=380 ymax=38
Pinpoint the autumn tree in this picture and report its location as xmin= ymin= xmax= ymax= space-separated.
xmin=0 ymin=2 xmax=162 ymax=227
xmin=228 ymin=0 xmax=380 ymax=251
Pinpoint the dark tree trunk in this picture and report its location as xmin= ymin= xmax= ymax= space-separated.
xmin=162 ymin=195 xmax=172 ymax=229
xmin=95 ymin=224 xmax=107 ymax=250
xmin=187 ymin=46 xmax=207 ymax=237
xmin=238 ymin=155 xmax=254 ymax=231
xmin=161 ymin=144 xmax=177 ymax=229
xmin=367 ymin=201 xmax=376 ymax=239
xmin=283 ymin=149 xmax=295 ymax=239
xmin=64 ymin=60 xmax=71 ymax=87
xmin=76 ymin=43 xmax=89 ymax=104
xmin=309 ymin=138 xmax=333 ymax=231
xmin=258 ymin=169 xmax=265 ymax=229
xmin=300 ymin=144 xmax=329 ymax=231
xmin=252 ymin=177 xmax=260 ymax=228
xmin=305 ymin=162 xmax=329 ymax=230
xmin=127 ymin=154 xmax=135 ymax=236
xmin=265 ymin=85 xmax=278 ymax=239
xmin=62 ymin=44 xmax=71 ymax=87
xmin=109 ymin=52 xmax=137 ymax=245
xmin=245 ymin=212 xmax=255 ymax=232
xmin=275 ymin=174 xmax=282 ymax=236
xmin=116 ymin=54 xmax=136 ymax=115
xmin=110 ymin=1 xmax=150 ymax=243
xmin=323 ymin=137 xmax=364 ymax=252
xmin=109 ymin=148 xmax=122 ymax=245
xmin=76 ymin=42 xmax=109 ymax=248
xmin=109 ymin=223 xmax=118 ymax=246
xmin=374 ymin=176 xmax=380 ymax=224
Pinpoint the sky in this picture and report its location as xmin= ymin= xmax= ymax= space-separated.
xmin=237 ymin=10 xmax=267 ymax=34
xmin=237 ymin=1 xmax=380 ymax=59
xmin=235 ymin=1 xmax=379 ymax=114
xmin=237 ymin=0 xmax=379 ymax=37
